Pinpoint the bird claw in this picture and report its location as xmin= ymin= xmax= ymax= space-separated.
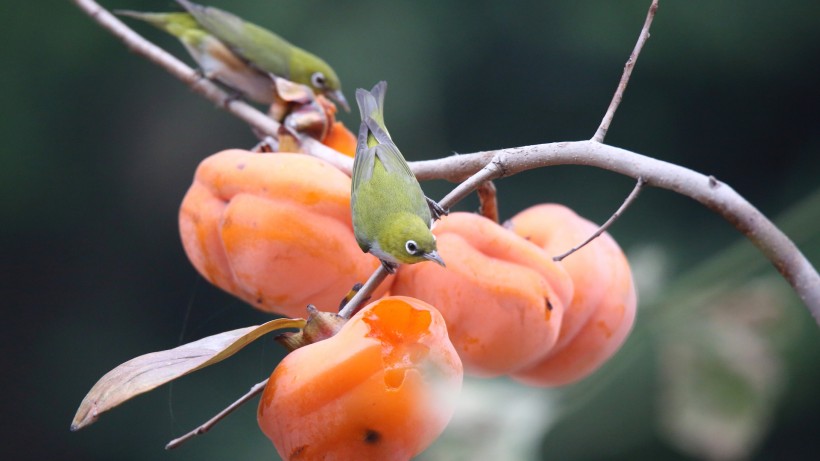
xmin=380 ymin=260 xmax=398 ymax=274
xmin=426 ymin=197 xmax=448 ymax=221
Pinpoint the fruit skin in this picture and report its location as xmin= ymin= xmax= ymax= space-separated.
xmin=179 ymin=149 xmax=389 ymax=316
xmin=322 ymin=121 xmax=357 ymax=157
xmin=258 ymin=296 xmax=463 ymax=461
xmin=391 ymin=212 xmax=574 ymax=377
xmin=507 ymin=204 xmax=637 ymax=386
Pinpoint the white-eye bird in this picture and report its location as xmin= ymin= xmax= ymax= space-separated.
xmin=351 ymin=82 xmax=446 ymax=273
xmin=118 ymin=0 xmax=349 ymax=110
xmin=116 ymin=10 xmax=275 ymax=104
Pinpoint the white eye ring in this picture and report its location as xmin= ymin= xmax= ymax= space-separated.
xmin=311 ymin=72 xmax=327 ymax=88
xmin=405 ymin=240 xmax=418 ymax=255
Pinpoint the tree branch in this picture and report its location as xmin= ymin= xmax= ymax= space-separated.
xmin=74 ymin=0 xmax=820 ymax=323
xmin=71 ymin=0 xmax=352 ymax=174
xmin=411 ymin=141 xmax=820 ymax=321
xmin=592 ymin=0 xmax=659 ymax=143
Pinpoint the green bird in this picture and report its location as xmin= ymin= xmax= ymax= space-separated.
xmin=351 ymin=82 xmax=446 ymax=273
xmin=116 ymin=10 xmax=275 ymax=104
xmin=118 ymin=0 xmax=349 ymax=110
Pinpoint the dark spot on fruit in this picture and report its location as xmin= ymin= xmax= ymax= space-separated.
xmin=546 ymin=298 xmax=553 ymax=311
xmin=289 ymin=445 xmax=307 ymax=458
xmin=363 ymin=429 xmax=381 ymax=445
xmin=256 ymin=297 xmax=264 ymax=304
xmin=237 ymin=162 xmax=246 ymax=170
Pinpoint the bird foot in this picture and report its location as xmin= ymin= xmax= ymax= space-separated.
xmin=426 ymin=197 xmax=449 ymax=221
xmin=380 ymin=260 xmax=398 ymax=274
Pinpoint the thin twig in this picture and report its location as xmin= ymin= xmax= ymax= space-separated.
xmin=477 ymin=181 xmax=499 ymax=223
xmin=554 ymin=178 xmax=647 ymax=261
xmin=592 ymin=0 xmax=659 ymax=143
xmin=439 ymin=156 xmax=507 ymax=209
xmin=165 ymin=379 xmax=269 ymax=450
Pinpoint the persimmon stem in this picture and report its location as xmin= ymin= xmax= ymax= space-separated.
xmin=477 ymin=181 xmax=499 ymax=223
xmin=554 ymin=178 xmax=646 ymax=262
xmin=165 ymin=379 xmax=269 ymax=450
xmin=592 ymin=0 xmax=659 ymax=143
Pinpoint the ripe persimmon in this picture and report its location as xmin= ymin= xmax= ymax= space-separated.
xmin=391 ymin=212 xmax=574 ymax=377
xmin=258 ymin=296 xmax=463 ymax=461
xmin=507 ymin=204 xmax=637 ymax=386
xmin=179 ymin=149 xmax=389 ymax=317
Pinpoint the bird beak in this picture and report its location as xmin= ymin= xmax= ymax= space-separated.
xmin=328 ymin=90 xmax=350 ymax=112
xmin=424 ymin=250 xmax=446 ymax=267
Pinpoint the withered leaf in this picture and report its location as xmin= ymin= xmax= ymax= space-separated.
xmin=71 ymin=317 xmax=305 ymax=431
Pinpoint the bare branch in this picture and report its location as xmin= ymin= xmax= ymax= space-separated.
xmin=74 ymin=0 xmax=820 ymax=323
xmin=592 ymin=0 xmax=659 ymax=143
xmin=165 ymin=379 xmax=268 ymax=450
xmin=554 ymin=178 xmax=646 ymax=262
xmin=439 ymin=155 xmax=507 ymax=209
xmin=71 ymin=0 xmax=352 ymax=173
xmin=410 ymin=141 xmax=820 ymax=322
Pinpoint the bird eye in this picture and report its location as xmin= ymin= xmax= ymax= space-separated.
xmin=405 ymin=240 xmax=418 ymax=255
xmin=311 ymin=72 xmax=327 ymax=89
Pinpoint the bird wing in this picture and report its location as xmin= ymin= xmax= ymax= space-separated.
xmin=352 ymin=122 xmax=376 ymax=188
xmin=371 ymin=136 xmax=414 ymax=179
xmin=176 ymin=0 xmax=290 ymax=76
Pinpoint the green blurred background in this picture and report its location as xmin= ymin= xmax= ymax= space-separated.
xmin=3 ymin=1 xmax=819 ymax=460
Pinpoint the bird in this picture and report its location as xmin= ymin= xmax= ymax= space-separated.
xmin=116 ymin=10 xmax=275 ymax=104
xmin=118 ymin=0 xmax=349 ymax=110
xmin=350 ymin=81 xmax=445 ymax=273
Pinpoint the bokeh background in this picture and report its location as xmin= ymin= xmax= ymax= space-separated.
xmin=3 ymin=1 xmax=819 ymax=460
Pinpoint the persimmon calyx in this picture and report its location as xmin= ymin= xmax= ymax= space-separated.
xmin=275 ymin=305 xmax=347 ymax=351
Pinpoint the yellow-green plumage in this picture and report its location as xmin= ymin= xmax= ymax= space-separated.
xmin=351 ymin=82 xmax=444 ymax=272
xmin=116 ymin=10 xmax=276 ymax=104
xmin=175 ymin=0 xmax=348 ymax=111
xmin=117 ymin=1 xmax=348 ymax=110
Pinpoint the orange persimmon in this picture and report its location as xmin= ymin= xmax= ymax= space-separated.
xmin=322 ymin=121 xmax=357 ymax=157
xmin=258 ymin=296 xmax=463 ymax=461
xmin=391 ymin=212 xmax=574 ymax=377
xmin=179 ymin=149 xmax=388 ymax=317
xmin=507 ymin=204 xmax=637 ymax=386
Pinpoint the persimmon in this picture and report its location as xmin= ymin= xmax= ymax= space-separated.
xmin=391 ymin=212 xmax=574 ymax=377
xmin=321 ymin=121 xmax=357 ymax=157
xmin=258 ymin=296 xmax=463 ymax=461
xmin=507 ymin=204 xmax=637 ymax=386
xmin=179 ymin=149 xmax=389 ymax=317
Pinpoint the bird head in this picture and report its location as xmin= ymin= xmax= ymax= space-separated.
xmin=376 ymin=214 xmax=445 ymax=267
xmin=292 ymin=52 xmax=349 ymax=112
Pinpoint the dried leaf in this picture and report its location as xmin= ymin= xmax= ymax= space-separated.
xmin=71 ymin=317 xmax=305 ymax=431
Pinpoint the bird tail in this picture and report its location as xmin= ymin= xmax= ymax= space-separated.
xmin=356 ymin=81 xmax=391 ymax=146
xmin=115 ymin=11 xmax=197 ymax=38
